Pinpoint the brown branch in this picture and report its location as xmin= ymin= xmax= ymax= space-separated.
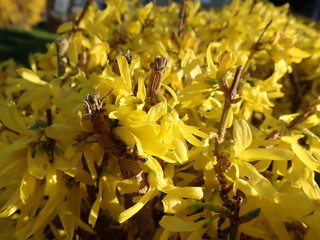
xmin=46 ymin=109 xmax=55 ymax=163
xmin=243 ymin=20 xmax=272 ymax=73
xmin=287 ymin=103 xmax=317 ymax=130
xmin=289 ymin=64 xmax=304 ymax=112
xmin=213 ymin=66 xmax=244 ymax=216
xmin=74 ymin=0 xmax=93 ymax=26
xmin=228 ymin=194 xmax=243 ymax=240
xmin=83 ymin=91 xmax=153 ymax=236
xmin=178 ymin=0 xmax=187 ymax=37
xmin=217 ymin=66 xmax=244 ymax=144
xmin=266 ymin=100 xmax=318 ymax=140
xmin=83 ymin=91 xmax=147 ymax=183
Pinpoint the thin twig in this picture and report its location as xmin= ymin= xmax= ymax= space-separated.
xmin=46 ymin=109 xmax=55 ymax=163
xmin=54 ymin=39 xmax=68 ymax=76
xmin=178 ymin=0 xmax=187 ymax=36
xmin=287 ymin=104 xmax=317 ymax=130
xmin=249 ymin=0 xmax=258 ymax=14
xmin=243 ymin=20 xmax=272 ymax=73
xmin=289 ymin=64 xmax=304 ymax=112
xmin=217 ymin=66 xmax=244 ymax=144
xmin=266 ymin=99 xmax=318 ymax=139
xmin=74 ymin=0 xmax=93 ymax=26
xmin=228 ymin=195 xmax=243 ymax=240
xmin=214 ymin=67 xmax=243 ymax=189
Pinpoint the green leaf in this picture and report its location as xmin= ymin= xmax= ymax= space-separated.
xmin=206 ymin=203 xmax=231 ymax=215
xmin=187 ymin=200 xmax=205 ymax=210
xmin=239 ymin=208 xmax=261 ymax=223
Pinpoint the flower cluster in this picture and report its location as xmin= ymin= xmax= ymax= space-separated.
xmin=0 ymin=0 xmax=320 ymax=239
xmin=0 ymin=0 xmax=45 ymax=29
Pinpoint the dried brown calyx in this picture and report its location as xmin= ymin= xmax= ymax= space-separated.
xmin=146 ymin=56 xmax=169 ymax=106
xmin=83 ymin=90 xmax=147 ymax=181
xmin=83 ymin=91 xmax=110 ymax=121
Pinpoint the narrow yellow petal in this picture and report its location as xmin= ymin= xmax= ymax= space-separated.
xmin=0 ymin=188 xmax=20 ymax=217
xmin=239 ymin=147 xmax=294 ymax=161
xmin=206 ymin=42 xmax=219 ymax=74
xmin=162 ymin=194 xmax=182 ymax=214
xmin=233 ymin=118 xmax=252 ymax=156
xmin=292 ymin=143 xmax=320 ymax=173
xmin=117 ymin=179 xmax=140 ymax=195
xmin=20 ymin=172 xmax=36 ymax=204
xmin=117 ymin=55 xmax=132 ymax=91
xmin=237 ymin=161 xmax=276 ymax=199
xmin=45 ymin=123 xmax=82 ymax=140
xmin=0 ymin=101 xmax=30 ymax=135
xmin=17 ymin=68 xmax=47 ymax=85
xmin=161 ymin=186 xmax=203 ymax=200
xmin=275 ymin=192 xmax=313 ymax=217
xmin=89 ymin=178 xmax=104 ymax=227
xmin=301 ymin=167 xmax=320 ymax=199
xmin=102 ymin=176 xmax=125 ymax=220
xmin=137 ymin=77 xmax=146 ymax=102
xmin=118 ymin=188 xmax=156 ymax=223
xmin=27 ymin=149 xmax=47 ymax=179
xmin=146 ymin=102 xmax=165 ymax=122
xmin=181 ymin=49 xmax=202 ymax=79
xmin=159 ymin=216 xmax=204 ymax=232
xmin=57 ymin=202 xmax=75 ymax=240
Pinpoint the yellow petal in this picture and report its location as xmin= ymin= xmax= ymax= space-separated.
xmin=17 ymin=68 xmax=47 ymax=85
xmin=102 ymin=175 xmax=125 ymax=220
xmin=27 ymin=149 xmax=47 ymax=179
xmin=259 ymin=198 xmax=291 ymax=240
xmin=181 ymin=49 xmax=202 ymax=79
xmin=301 ymin=167 xmax=320 ymax=199
xmin=159 ymin=216 xmax=204 ymax=232
xmin=136 ymin=77 xmax=146 ymax=102
xmin=0 ymin=136 xmax=34 ymax=155
xmin=162 ymin=194 xmax=182 ymax=214
xmin=206 ymin=42 xmax=219 ymax=74
xmin=288 ymin=47 xmax=310 ymax=60
xmin=233 ymin=118 xmax=252 ymax=156
xmin=83 ymin=143 xmax=104 ymax=180
xmin=117 ymin=179 xmax=140 ymax=195
xmin=118 ymin=187 xmax=156 ymax=223
xmin=146 ymin=102 xmax=165 ymax=122
xmin=292 ymin=143 xmax=320 ymax=173
xmin=57 ymin=202 xmax=75 ymax=240
xmin=237 ymin=161 xmax=276 ymax=199
xmin=20 ymin=172 xmax=36 ymax=204
xmin=45 ymin=124 xmax=82 ymax=140
xmin=0 ymin=101 xmax=30 ymax=135
xmin=74 ymin=218 xmax=95 ymax=234
xmin=117 ymin=55 xmax=132 ymax=91
xmin=239 ymin=147 xmax=294 ymax=161
xmin=275 ymin=192 xmax=313 ymax=217
xmin=180 ymin=124 xmax=209 ymax=147
xmin=0 ymin=188 xmax=20 ymax=217
xmin=57 ymin=21 xmax=73 ymax=33
xmin=89 ymin=178 xmax=104 ymax=227
xmin=161 ymin=186 xmax=203 ymax=200
xmin=30 ymin=191 xmax=65 ymax=238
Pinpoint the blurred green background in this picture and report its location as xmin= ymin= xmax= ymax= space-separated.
xmin=0 ymin=25 xmax=57 ymax=65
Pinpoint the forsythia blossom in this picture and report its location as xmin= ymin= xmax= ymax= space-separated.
xmin=0 ymin=0 xmax=320 ymax=239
